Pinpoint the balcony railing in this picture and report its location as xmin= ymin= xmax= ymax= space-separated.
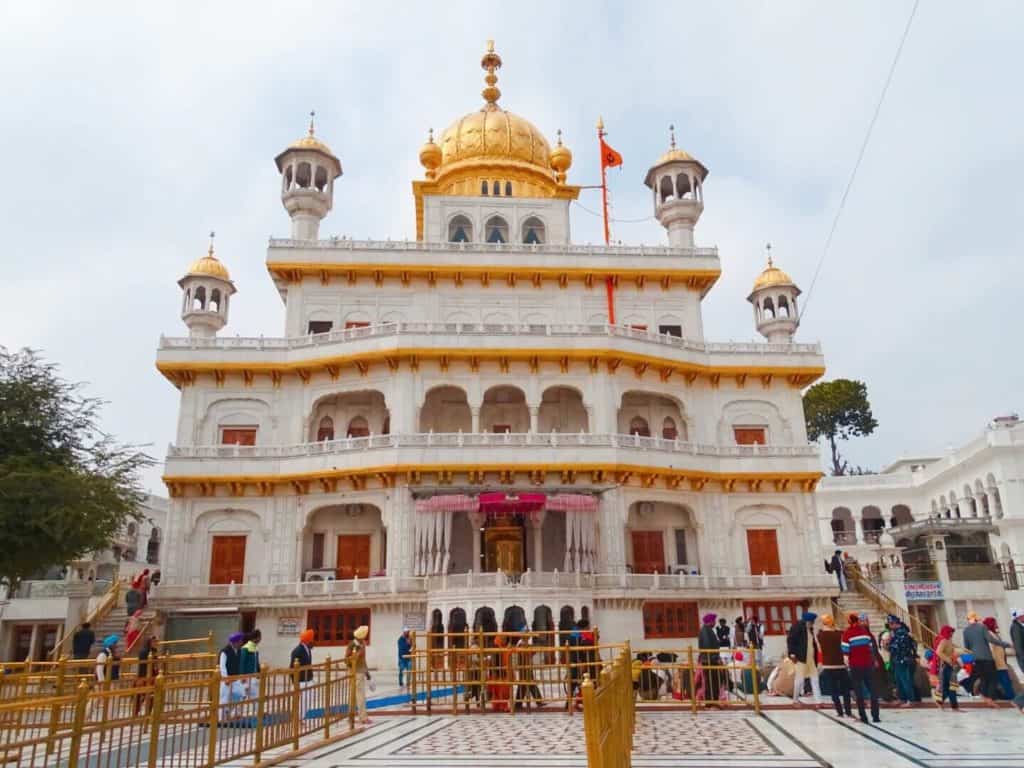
xmin=948 ymin=563 xmax=1003 ymax=582
xmin=268 ymin=237 xmax=719 ymax=260
xmin=151 ymin=570 xmax=834 ymax=603
xmin=167 ymin=432 xmax=820 ymax=460
xmin=832 ymin=531 xmax=857 ymax=545
xmin=159 ymin=321 xmax=822 ymax=356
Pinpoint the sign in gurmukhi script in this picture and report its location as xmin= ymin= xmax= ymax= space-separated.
xmin=277 ymin=617 xmax=301 ymax=635
xmin=905 ymin=581 xmax=944 ymax=601
xmin=403 ymin=611 xmax=426 ymax=631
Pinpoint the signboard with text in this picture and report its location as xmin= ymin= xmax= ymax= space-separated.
xmin=277 ymin=617 xmax=301 ymax=636
xmin=905 ymin=581 xmax=943 ymax=601
xmin=403 ymin=611 xmax=426 ymax=632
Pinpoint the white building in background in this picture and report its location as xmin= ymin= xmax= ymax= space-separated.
xmin=816 ymin=416 xmax=1024 ymax=632
xmin=152 ymin=42 xmax=835 ymax=668
xmin=0 ymin=495 xmax=167 ymax=662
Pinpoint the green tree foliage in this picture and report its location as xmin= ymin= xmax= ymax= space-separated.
xmin=802 ymin=378 xmax=878 ymax=476
xmin=0 ymin=348 xmax=152 ymax=590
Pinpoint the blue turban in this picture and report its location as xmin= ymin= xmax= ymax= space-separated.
xmin=802 ymin=612 xmax=817 ymax=623
xmin=102 ymin=634 xmax=119 ymax=648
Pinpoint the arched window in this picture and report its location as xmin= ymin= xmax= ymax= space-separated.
xmin=629 ymin=416 xmax=650 ymax=437
xmin=193 ymin=286 xmax=206 ymax=311
xmin=317 ymin=416 xmax=335 ymax=442
xmin=296 ymin=162 xmax=312 ymax=188
xmin=662 ymin=417 xmax=678 ymax=440
xmin=209 ymin=288 xmax=221 ymax=313
xmin=659 ymin=176 xmax=674 ymax=203
xmin=146 ymin=527 xmax=161 ymax=565
xmin=762 ymin=297 xmax=775 ymax=319
xmin=314 ymin=165 xmax=328 ymax=192
xmin=777 ymin=295 xmax=789 ymax=317
xmin=492 ymin=180 xmax=501 ymax=196
xmin=347 ymin=416 xmax=369 ymax=438
xmin=485 ymin=215 xmax=509 ymax=244
xmin=481 ymin=181 xmax=489 ymax=196
xmin=521 ymin=216 xmax=545 ymax=244
xmin=675 ymin=173 xmax=692 ymax=199
xmin=448 ymin=215 xmax=472 ymax=243
xmin=505 ymin=181 xmax=512 ymax=196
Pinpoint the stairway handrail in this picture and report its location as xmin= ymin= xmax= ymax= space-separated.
xmin=846 ymin=565 xmax=936 ymax=647
xmin=50 ymin=579 xmax=122 ymax=659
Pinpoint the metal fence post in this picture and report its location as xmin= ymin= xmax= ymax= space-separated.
xmin=581 ymin=675 xmax=600 ymax=768
xmin=253 ymin=667 xmax=268 ymax=763
xmin=147 ymin=674 xmax=165 ymax=768
xmin=291 ymin=659 xmax=301 ymax=750
xmin=67 ymin=681 xmax=89 ymax=768
xmin=207 ymin=672 xmax=220 ymax=766
xmin=46 ymin=655 xmax=68 ymax=755
xmin=751 ymin=654 xmax=761 ymax=715
xmin=323 ymin=656 xmax=332 ymax=740
xmin=688 ymin=646 xmax=697 ymax=714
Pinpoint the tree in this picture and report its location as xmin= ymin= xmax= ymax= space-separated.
xmin=0 ymin=347 xmax=153 ymax=591
xmin=802 ymin=378 xmax=878 ymax=476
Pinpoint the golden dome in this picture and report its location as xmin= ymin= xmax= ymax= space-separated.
xmin=281 ymin=112 xmax=337 ymax=160
xmin=419 ymin=128 xmax=442 ymax=176
xmin=752 ymin=256 xmax=797 ymax=292
xmin=434 ymin=41 xmax=554 ymax=176
xmin=654 ymin=126 xmax=703 ymax=169
xmin=184 ymin=237 xmax=231 ymax=282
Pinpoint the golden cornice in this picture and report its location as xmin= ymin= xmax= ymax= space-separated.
xmin=267 ymin=261 xmax=718 ymax=292
xmin=155 ymin=346 xmax=825 ymax=390
xmin=163 ymin=462 xmax=823 ymax=498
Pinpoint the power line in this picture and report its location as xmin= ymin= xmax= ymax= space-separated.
xmin=799 ymin=0 xmax=920 ymax=322
xmin=571 ymin=200 xmax=655 ymax=224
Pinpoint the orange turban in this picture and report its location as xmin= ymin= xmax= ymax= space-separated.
xmin=300 ymin=629 xmax=314 ymax=644
xmin=821 ymin=614 xmax=835 ymax=628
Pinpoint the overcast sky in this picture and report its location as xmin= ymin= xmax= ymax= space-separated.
xmin=2 ymin=2 xmax=1021 ymax=494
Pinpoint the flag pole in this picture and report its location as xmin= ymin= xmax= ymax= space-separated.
xmin=597 ymin=117 xmax=616 ymax=324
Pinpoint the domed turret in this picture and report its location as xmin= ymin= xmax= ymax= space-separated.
xmin=550 ymin=129 xmax=573 ymax=183
xmin=179 ymin=233 xmax=235 ymax=338
xmin=274 ymin=112 xmax=342 ymax=240
xmin=419 ymin=128 xmax=442 ymax=178
xmin=643 ymin=125 xmax=708 ymax=248
xmin=747 ymin=245 xmax=801 ymax=342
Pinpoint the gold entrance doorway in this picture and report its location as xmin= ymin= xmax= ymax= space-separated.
xmin=484 ymin=521 xmax=525 ymax=574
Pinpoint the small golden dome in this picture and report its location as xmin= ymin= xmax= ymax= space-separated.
xmin=419 ymin=128 xmax=442 ymax=175
xmin=550 ymin=129 xmax=572 ymax=180
xmin=752 ymin=255 xmax=796 ymax=292
xmin=656 ymin=125 xmax=699 ymax=165
xmin=287 ymin=112 xmax=336 ymax=158
xmin=184 ymin=236 xmax=231 ymax=282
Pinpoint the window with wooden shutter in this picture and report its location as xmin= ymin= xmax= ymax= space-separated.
xmin=743 ymin=601 xmax=807 ymax=636
xmin=221 ymin=427 xmax=257 ymax=446
xmin=642 ymin=602 xmax=698 ymax=638
xmin=307 ymin=609 xmax=371 ymax=646
xmin=733 ymin=427 xmax=766 ymax=445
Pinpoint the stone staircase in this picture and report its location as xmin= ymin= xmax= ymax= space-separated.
xmin=88 ymin=606 xmax=157 ymax=657
xmin=833 ymin=592 xmax=889 ymax=635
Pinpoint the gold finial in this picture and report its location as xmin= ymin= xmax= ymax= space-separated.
xmin=428 ymin=127 xmax=434 ymax=143
xmin=556 ymin=128 xmax=563 ymax=146
xmin=596 ymin=116 xmax=605 ymax=131
xmin=766 ymin=242 xmax=773 ymax=268
xmin=208 ymin=230 xmax=216 ymax=257
xmin=480 ymin=40 xmax=502 ymax=106
xmin=669 ymin=124 xmax=676 ymax=150
xmin=308 ymin=110 xmax=316 ymax=137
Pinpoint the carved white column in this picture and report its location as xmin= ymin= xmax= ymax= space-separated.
xmin=468 ymin=510 xmax=485 ymax=573
xmin=528 ymin=404 xmax=540 ymax=433
xmin=471 ymin=407 xmax=481 ymax=433
xmin=530 ymin=510 xmax=546 ymax=571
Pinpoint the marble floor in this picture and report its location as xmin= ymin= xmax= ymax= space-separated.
xmin=273 ymin=708 xmax=1024 ymax=768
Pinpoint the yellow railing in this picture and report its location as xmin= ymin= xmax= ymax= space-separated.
xmin=582 ymin=644 xmax=635 ymax=768
xmin=0 ymin=654 xmax=360 ymax=767
xmin=847 ymin=567 xmax=937 ymax=647
xmin=50 ymin=579 xmax=123 ymax=660
xmin=405 ymin=631 xmax=761 ymax=714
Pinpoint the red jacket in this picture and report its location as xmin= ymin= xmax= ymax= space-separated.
xmin=841 ymin=624 xmax=875 ymax=669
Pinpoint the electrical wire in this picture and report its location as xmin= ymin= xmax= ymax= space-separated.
xmin=571 ymin=200 xmax=655 ymax=224
xmin=799 ymin=0 xmax=920 ymax=321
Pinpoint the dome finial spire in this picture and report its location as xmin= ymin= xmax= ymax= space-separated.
xmin=480 ymin=39 xmax=503 ymax=107
xmin=208 ymin=230 xmax=216 ymax=257
xmin=308 ymin=110 xmax=316 ymax=137
xmin=765 ymin=241 xmax=773 ymax=268
xmin=669 ymin=124 xmax=676 ymax=150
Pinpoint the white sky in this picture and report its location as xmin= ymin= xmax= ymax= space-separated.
xmin=1 ymin=1 xmax=1021 ymax=493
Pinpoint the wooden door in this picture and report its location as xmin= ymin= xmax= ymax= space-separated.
xmin=210 ymin=535 xmax=246 ymax=584
xmin=484 ymin=526 xmax=524 ymax=574
xmin=631 ymin=531 xmax=666 ymax=574
xmin=336 ymin=535 xmax=371 ymax=580
xmin=746 ymin=529 xmax=781 ymax=575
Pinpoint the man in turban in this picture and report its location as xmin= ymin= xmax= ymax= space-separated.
xmin=698 ymin=613 xmax=722 ymax=703
xmin=219 ymin=632 xmax=245 ymax=716
xmin=290 ymin=629 xmax=316 ymax=716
